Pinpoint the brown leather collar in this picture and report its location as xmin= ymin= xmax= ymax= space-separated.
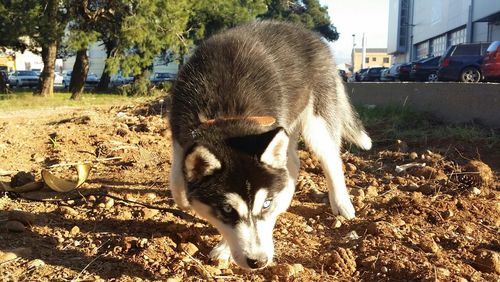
xmin=201 ymin=116 xmax=276 ymax=127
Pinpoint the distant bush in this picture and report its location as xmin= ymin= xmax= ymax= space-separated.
xmin=117 ymin=73 xmax=172 ymax=97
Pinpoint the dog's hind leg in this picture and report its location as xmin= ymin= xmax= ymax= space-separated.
xmin=300 ymin=104 xmax=356 ymax=219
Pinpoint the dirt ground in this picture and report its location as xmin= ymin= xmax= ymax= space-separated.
xmin=0 ymin=99 xmax=498 ymax=282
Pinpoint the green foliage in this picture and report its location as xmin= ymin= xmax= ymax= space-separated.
xmin=107 ymin=0 xmax=192 ymax=77
xmin=260 ymin=0 xmax=339 ymax=41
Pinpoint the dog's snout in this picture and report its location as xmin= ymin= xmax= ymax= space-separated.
xmin=246 ymin=257 xmax=267 ymax=269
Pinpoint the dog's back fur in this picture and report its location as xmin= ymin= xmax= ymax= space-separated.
xmin=170 ymin=21 xmax=368 ymax=148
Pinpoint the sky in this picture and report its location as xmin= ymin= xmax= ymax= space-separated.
xmin=320 ymin=0 xmax=390 ymax=65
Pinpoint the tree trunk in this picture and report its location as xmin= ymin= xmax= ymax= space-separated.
xmin=34 ymin=43 xmax=57 ymax=97
xmin=96 ymin=41 xmax=116 ymax=91
xmin=70 ymin=49 xmax=89 ymax=100
xmin=0 ymin=72 xmax=8 ymax=94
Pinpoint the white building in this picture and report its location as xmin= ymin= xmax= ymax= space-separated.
xmin=388 ymin=0 xmax=500 ymax=63
xmin=62 ymin=42 xmax=179 ymax=77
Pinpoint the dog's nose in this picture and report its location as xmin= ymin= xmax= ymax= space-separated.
xmin=246 ymin=257 xmax=267 ymax=269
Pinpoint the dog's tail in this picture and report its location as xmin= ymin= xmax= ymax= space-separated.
xmin=336 ymin=77 xmax=372 ymax=150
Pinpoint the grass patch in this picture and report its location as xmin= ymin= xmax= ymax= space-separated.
xmin=0 ymin=90 xmax=163 ymax=110
xmin=357 ymin=105 xmax=499 ymax=148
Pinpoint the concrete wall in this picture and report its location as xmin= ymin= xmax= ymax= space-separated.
xmin=346 ymin=82 xmax=500 ymax=128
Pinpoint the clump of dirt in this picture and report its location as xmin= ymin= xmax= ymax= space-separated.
xmin=0 ymin=102 xmax=498 ymax=281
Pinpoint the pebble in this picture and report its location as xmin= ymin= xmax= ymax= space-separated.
xmin=381 ymin=266 xmax=388 ymax=273
xmin=272 ymin=263 xmax=295 ymax=277
xmin=87 ymin=195 xmax=97 ymax=202
xmin=419 ymin=237 xmax=440 ymax=254
xmin=5 ymin=220 xmax=25 ymax=232
xmin=27 ymin=259 xmax=46 ymax=269
xmin=332 ymin=219 xmax=342 ymax=229
xmin=105 ymin=198 xmax=115 ymax=209
xmin=166 ymin=278 xmax=181 ymax=282
xmin=346 ymin=163 xmax=357 ymax=172
xmin=292 ymin=263 xmax=304 ymax=274
xmin=409 ymin=152 xmax=418 ymax=160
xmin=179 ymin=242 xmax=198 ymax=256
xmin=304 ymin=225 xmax=313 ymax=233
xmin=365 ymin=186 xmax=378 ymax=198
xmin=8 ymin=210 xmax=35 ymax=225
xmin=145 ymin=192 xmax=157 ymax=201
xmin=141 ymin=208 xmax=159 ymax=220
xmin=471 ymin=187 xmax=481 ymax=196
xmin=70 ymin=225 xmax=80 ymax=236
xmin=436 ymin=267 xmax=450 ymax=277
xmin=59 ymin=206 xmax=79 ymax=217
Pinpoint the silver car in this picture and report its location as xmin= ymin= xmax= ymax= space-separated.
xmin=8 ymin=70 xmax=39 ymax=88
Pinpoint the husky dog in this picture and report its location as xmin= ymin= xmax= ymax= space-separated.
xmin=169 ymin=21 xmax=371 ymax=270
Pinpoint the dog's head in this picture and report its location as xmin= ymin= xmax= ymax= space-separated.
xmin=183 ymin=127 xmax=293 ymax=269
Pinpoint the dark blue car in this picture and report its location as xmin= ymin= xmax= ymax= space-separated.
xmin=437 ymin=42 xmax=491 ymax=83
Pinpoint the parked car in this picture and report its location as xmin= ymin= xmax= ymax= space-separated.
xmin=395 ymin=63 xmax=412 ymax=81
xmin=410 ymin=56 xmax=441 ymax=82
xmin=380 ymin=68 xmax=391 ymax=81
xmin=150 ymin=72 xmax=176 ymax=85
xmin=480 ymin=41 xmax=500 ymax=82
xmin=110 ymin=73 xmax=135 ymax=87
xmin=382 ymin=63 xmax=402 ymax=81
xmin=437 ymin=42 xmax=491 ymax=83
xmin=8 ymin=70 xmax=39 ymax=88
xmin=338 ymin=69 xmax=348 ymax=82
xmin=62 ymin=71 xmax=100 ymax=88
xmin=353 ymin=68 xmax=368 ymax=82
xmin=360 ymin=67 xmax=386 ymax=82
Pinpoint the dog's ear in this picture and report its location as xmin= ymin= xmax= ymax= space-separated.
xmin=184 ymin=146 xmax=221 ymax=182
xmin=260 ymin=128 xmax=289 ymax=168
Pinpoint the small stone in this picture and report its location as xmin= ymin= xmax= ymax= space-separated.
xmin=105 ymin=198 xmax=114 ymax=209
xmin=419 ymin=236 xmax=440 ymax=254
xmin=292 ymin=263 xmax=304 ymax=274
xmin=409 ymin=152 xmax=418 ymax=160
xmin=145 ymin=192 xmax=157 ymax=201
xmin=70 ymin=226 xmax=80 ymax=236
xmin=332 ymin=219 xmax=342 ymax=229
xmin=5 ymin=220 xmax=25 ymax=232
xmin=141 ymin=208 xmax=159 ymax=220
xmin=304 ymin=225 xmax=313 ymax=233
xmin=381 ymin=266 xmax=388 ymax=273
xmin=59 ymin=206 xmax=79 ymax=217
xmin=8 ymin=210 xmax=35 ymax=225
xmin=179 ymin=242 xmax=199 ymax=256
xmin=166 ymin=278 xmax=181 ymax=282
xmin=365 ymin=186 xmax=378 ymax=198
xmin=121 ymin=210 xmax=134 ymax=220
xmin=159 ymin=268 xmax=168 ymax=275
xmin=351 ymin=188 xmax=365 ymax=199
xmin=436 ymin=267 xmax=450 ymax=277
xmin=27 ymin=259 xmax=45 ymax=269
xmin=273 ymin=263 xmax=295 ymax=277
xmin=471 ymin=187 xmax=481 ymax=196
xmin=346 ymin=163 xmax=357 ymax=172
xmin=88 ymin=195 xmax=97 ymax=202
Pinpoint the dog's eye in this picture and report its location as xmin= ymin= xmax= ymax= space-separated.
xmin=262 ymin=199 xmax=272 ymax=209
xmin=222 ymin=204 xmax=233 ymax=214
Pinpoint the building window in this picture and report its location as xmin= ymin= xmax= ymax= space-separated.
xmin=383 ymin=57 xmax=389 ymax=63
xmin=416 ymin=41 xmax=429 ymax=59
xmin=372 ymin=57 xmax=376 ymax=62
xmin=448 ymin=28 xmax=466 ymax=46
xmin=365 ymin=57 xmax=369 ymax=63
xmin=431 ymin=35 xmax=447 ymax=56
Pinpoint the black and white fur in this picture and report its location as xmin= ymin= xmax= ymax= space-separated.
xmin=169 ymin=21 xmax=371 ymax=270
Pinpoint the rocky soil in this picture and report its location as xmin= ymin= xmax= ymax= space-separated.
xmin=0 ymin=100 xmax=498 ymax=281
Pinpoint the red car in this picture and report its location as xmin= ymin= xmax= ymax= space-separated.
xmin=481 ymin=41 xmax=500 ymax=82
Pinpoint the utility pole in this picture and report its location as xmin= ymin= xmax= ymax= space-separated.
xmin=361 ymin=33 xmax=367 ymax=69
xmin=352 ymin=34 xmax=356 ymax=73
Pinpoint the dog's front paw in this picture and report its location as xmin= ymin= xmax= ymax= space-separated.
xmin=329 ymin=195 xmax=356 ymax=220
xmin=209 ymin=240 xmax=232 ymax=262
